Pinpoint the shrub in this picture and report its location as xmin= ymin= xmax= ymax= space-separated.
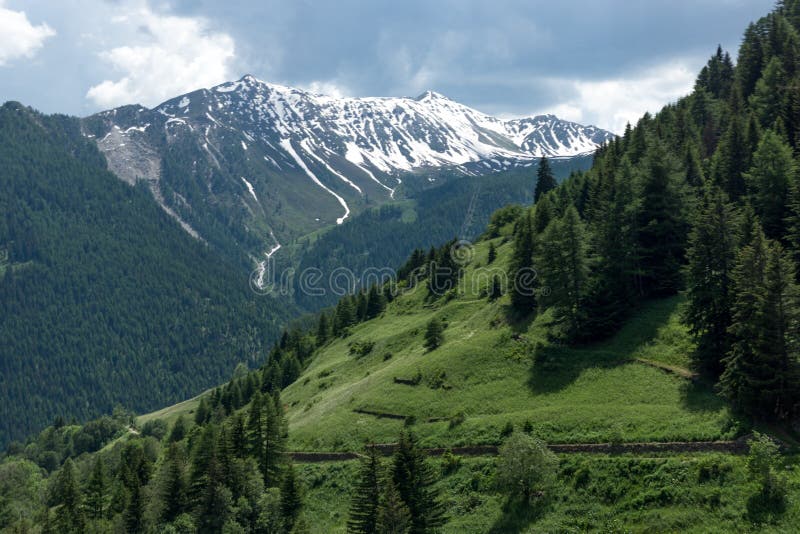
xmin=349 ymin=340 xmax=375 ymax=358
xmin=496 ymin=432 xmax=558 ymax=502
xmin=449 ymin=412 xmax=466 ymax=429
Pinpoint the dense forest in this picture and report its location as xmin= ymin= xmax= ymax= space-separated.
xmin=505 ymin=0 xmax=800 ymax=420
xmin=0 ymin=104 xmax=294 ymax=447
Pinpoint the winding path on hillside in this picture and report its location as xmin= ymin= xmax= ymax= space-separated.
xmin=288 ymin=437 xmax=750 ymax=463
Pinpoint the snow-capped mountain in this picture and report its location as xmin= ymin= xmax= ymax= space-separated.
xmin=82 ymin=75 xmax=612 ymax=266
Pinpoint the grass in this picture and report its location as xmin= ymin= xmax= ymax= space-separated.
xmin=297 ymin=452 xmax=800 ymax=533
xmin=281 ymin=237 xmax=736 ymax=452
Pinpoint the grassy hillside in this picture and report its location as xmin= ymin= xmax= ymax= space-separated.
xmin=282 ymin=236 xmax=736 ymax=452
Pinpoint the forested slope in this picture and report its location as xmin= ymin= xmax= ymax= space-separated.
xmin=0 ymin=103 xmax=293 ymax=446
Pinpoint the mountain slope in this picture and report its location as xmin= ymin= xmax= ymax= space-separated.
xmin=0 ymin=103 xmax=292 ymax=446
xmin=82 ymin=77 xmax=613 ymax=265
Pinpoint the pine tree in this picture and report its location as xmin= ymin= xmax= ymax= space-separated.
xmin=788 ymin=178 xmax=800 ymax=270
xmin=534 ymin=156 xmax=557 ymax=202
xmin=684 ymin=187 xmax=739 ymax=375
xmin=487 ymin=242 xmax=497 ymax=264
xmin=636 ymin=142 xmax=689 ymax=296
xmin=391 ymin=432 xmax=445 ymax=534
xmin=744 ymin=129 xmax=795 ymax=239
xmin=169 ymin=415 xmax=188 ymax=443
xmin=84 ymin=457 xmax=107 ymax=520
xmin=316 ymin=313 xmax=330 ymax=345
xmin=721 ymin=228 xmax=800 ymax=419
xmin=376 ymin=479 xmax=412 ymax=534
xmin=711 ymin=107 xmax=749 ymax=200
xmin=123 ymin=476 xmax=144 ymax=534
xmin=280 ymin=464 xmax=303 ymax=532
xmin=582 ymin=159 xmax=639 ymax=337
xmin=750 ymin=57 xmax=788 ymax=129
xmin=423 ymin=318 xmax=444 ymax=351
xmin=347 ymin=447 xmax=382 ymax=534
xmin=366 ymin=284 xmax=386 ymax=319
xmin=160 ymin=442 xmax=187 ymax=523
xmin=489 ymin=274 xmax=503 ymax=301
xmin=53 ymin=459 xmax=85 ymax=533
xmin=509 ymin=210 xmax=538 ymax=313
xmin=536 ymin=206 xmax=589 ymax=339
xmin=736 ymin=22 xmax=766 ymax=99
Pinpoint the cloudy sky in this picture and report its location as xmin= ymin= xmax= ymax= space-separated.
xmin=0 ymin=0 xmax=775 ymax=133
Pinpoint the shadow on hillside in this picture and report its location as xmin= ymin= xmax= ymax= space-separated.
xmin=527 ymin=297 xmax=685 ymax=395
xmin=488 ymin=498 xmax=548 ymax=534
xmin=527 ymin=344 xmax=628 ymax=395
xmin=680 ymin=379 xmax=727 ymax=413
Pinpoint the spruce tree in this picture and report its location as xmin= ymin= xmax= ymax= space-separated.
xmin=720 ymin=227 xmax=800 ymax=418
xmin=487 ymin=242 xmax=497 ymax=264
xmin=536 ymin=206 xmax=589 ymax=339
xmin=348 ymin=447 xmax=382 ymax=534
xmin=160 ymin=442 xmax=187 ymax=523
xmin=376 ymin=479 xmax=412 ymax=534
xmin=366 ymin=284 xmax=386 ymax=319
xmin=280 ymin=464 xmax=303 ymax=531
xmin=84 ymin=457 xmax=107 ymax=520
xmin=391 ymin=432 xmax=445 ymax=534
xmin=788 ymin=178 xmax=800 ymax=271
xmin=711 ymin=109 xmax=749 ymax=200
xmin=316 ymin=313 xmax=330 ymax=345
xmin=123 ymin=476 xmax=144 ymax=534
xmin=509 ymin=210 xmax=538 ymax=313
xmin=534 ymin=156 xmax=557 ymax=202
xmin=423 ymin=318 xmax=444 ymax=351
xmin=636 ymin=142 xmax=689 ymax=296
xmin=53 ymin=459 xmax=85 ymax=533
xmin=744 ymin=129 xmax=795 ymax=239
xmin=684 ymin=188 xmax=739 ymax=375
xmin=750 ymin=57 xmax=788 ymax=129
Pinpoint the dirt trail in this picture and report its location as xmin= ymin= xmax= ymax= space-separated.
xmin=288 ymin=437 xmax=750 ymax=463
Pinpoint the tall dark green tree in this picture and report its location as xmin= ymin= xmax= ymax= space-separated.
xmin=536 ymin=206 xmax=589 ymax=339
xmin=84 ymin=457 xmax=107 ymax=521
xmin=636 ymin=142 xmax=689 ymax=296
xmin=376 ymin=479 xmax=412 ymax=534
xmin=744 ymin=129 xmax=795 ymax=239
xmin=391 ymin=432 xmax=445 ymax=534
xmin=721 ymin=229 xmax=800 ymax=419
xmin=160 ymin=442 xmax=187 ymax=523
xmin=423 ymin=318 xmax=444 ymax=351
xmin=534 ymin=156 xmax=558 ymax=203
xmin=348 ymin=447 xmax=382 ymax=534
xmin=53 ymin=459 xmax=85 ymax=533
xmin=509 ymin=211 xmax=538 ymax=313
xmin=280 ymin=464 xmax=303 ymax=531
xmin=684 ymin=188 xmax=739 ymax=375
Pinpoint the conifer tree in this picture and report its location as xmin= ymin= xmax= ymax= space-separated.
xmin=376 ymin=479 xmax=412 ymax=534
xmin=84 ymin=456 xmax=107 ymax=520
xmin=53 ymin=459 xmax=85 ymax=533
xmin=736 ymin=23 xmax=766 ymax=99
xmin=510 ymin=211 xmax=538 ymax=313
xmin=788 ymin=178 xmax=800 ymax=270
xmin=711 ymin=108 xmax=749 ymax=200
xmin=160 ymin=442 xmax=187 ymax=523
xmin=636 ymin=142 xmax=689 ymax=296
xmin=744 ymin=129 xmax=795 ymax=239
xmin=489 ymin=274 xmax=503 ymax=301
xmin=684 ymin=188 xmax=739 ymax=375
xmin=366 ymin=284 xmax=386 ymax=319
xmin=534 ymin=156 xmax=557 ymax=202
xmin=391 ymin=432 xmax=445 ymax=533
xmin=582 ymin=159 xmax=638 ymax=337
xmin=532 ymin=195 xmax=554 ymax=234
xmin=280 ymin=464 xmax=303 ymax=531
xmin=487 ymin=242 xmax=497 ymax=264
xmin=721 ymin=228 xmax=800 ymax=418
xmin=750 ymin=57 xmax=788 ymax=129
xmin=169 ymin=415 xmax=187 ymax=443
xmin=348 ymin=447 xmax=382 ymax=534
xmin=316 ymin=313 xmax=330 ymax=345
xmin=423 ymin=318 xmax=444 ymax=351
xmin=536 ymin=206 xmax=589 ymax=339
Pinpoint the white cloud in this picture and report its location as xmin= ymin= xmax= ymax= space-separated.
xmin=86 ymin=2 xmax=235 ymax=108
xmin=0 ymin=3 xmax=55 ymax=66
xmin=536 ymin=60 xmax=699 ymax=134
xmin=298 ymin=80 xmax=350 ymax=99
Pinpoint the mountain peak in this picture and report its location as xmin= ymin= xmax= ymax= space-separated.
xmin=415 ymin=89 xmax=451 ymax=102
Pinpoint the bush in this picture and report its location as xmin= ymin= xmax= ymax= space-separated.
xmin=449 ymin=412 xmax=466 ymax=429
xmin=440 ymin=451 xmax=462 ymax=475
xmin=141 ymin=419 xmax=168 ymax=440
xmin=496 ymin=432 xmax=558 ymax=502
xmin=424 ymin=318 xmax=444 ymax=350
xmin=349 ymin=340 xmax=375 ymax=358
